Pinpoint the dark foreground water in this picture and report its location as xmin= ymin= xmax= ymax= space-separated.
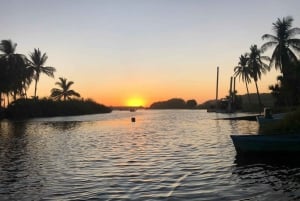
xmin=0 ymin=110 xmax=300 ymax=200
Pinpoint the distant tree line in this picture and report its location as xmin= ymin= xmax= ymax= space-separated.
xmin=150 ymin=98 xmax=197 ymax=109
xmin=6 ymin=98 xmax=112 ymax=119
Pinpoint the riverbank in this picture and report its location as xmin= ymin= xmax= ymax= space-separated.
xmin=2 ymin=98 xmax=112 ymax=119
xmin=259 ymin=108 xmax=300 ymax=134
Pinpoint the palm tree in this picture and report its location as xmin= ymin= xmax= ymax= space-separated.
xmin=248 ymin=45 xmax=270 ymax=110
xmin=234 ymin=53 xmax=251 ymax=104
xmin=28 ymin=48 xmax=56 ymax=99
xmin=20 ymin=65 xmax=34 ymax=98
xmin=50 ymin=77 xmax=80 ymax=101
xmin=261 ymin=16 xmax=300 ymax=106
xmin=269 ymin=75 xmax=285 ymax=106
xmin=0 ymin=40 xmax=29 ymax=104
xmin=261 ymin=16 xmax=300 ymax=76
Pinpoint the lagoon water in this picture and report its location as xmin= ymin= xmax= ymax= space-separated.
xmin=0 ymin=110 xmax=300 ymax=200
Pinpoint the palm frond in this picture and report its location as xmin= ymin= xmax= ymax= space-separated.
xmin=288 ymin=39 xmax=300 ymax=52
xmin=0 ymin=40 xmax=17 ymax=54
xmin=286 ymin=49 xmax=299 ymax=64
xmin=67 ymin=90 xmax=80 ymax=98
xmin=52 ymin=77 xmax=80 ymax=101
xmin=273 ymin=16 xmax=293 ymax=33
xmin=40 ymin=52 xmax=48 ymax=66
xmin=66 ymin=81 xmax=74 ymax=89
xmin=41 ymin=66 xmax=56 ymax=78
xmin=287 ymin=27 xmax=300 ymax=37
xmin=261 ymin=34 xmax=278 ymax=41
xmin=260 ymin=55 xmax=271 ymax=62
xmin=261 ymin=41 xmax=277 ymax=52
xmin=50 ymin=88 xmax=63 ymax=100
xmin=51 ymin=88 xmax=62 ymax=94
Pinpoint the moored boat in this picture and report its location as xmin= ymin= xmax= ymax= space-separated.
xmin=230 ymin=134 xmax=300 ymax=155
xmin=256 ymin=107 xmax=286 ymax=125
xmin=256 ymin=113 xmax=286 ymax=125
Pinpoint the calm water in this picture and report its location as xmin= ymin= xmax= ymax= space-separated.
xmin=0 ymin=110 xmax=300 ymax=201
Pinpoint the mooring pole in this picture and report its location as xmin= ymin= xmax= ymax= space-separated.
xmin=228 ymin=76 xmax=233 ymax=112
xmin=216 ymin=66 xmax=219 ymax=109
xmin=233 ymin=76 xmax=236 ymax=106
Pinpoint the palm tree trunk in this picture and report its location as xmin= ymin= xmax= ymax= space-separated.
xmin=24 ymin=88 xmax=28 ymax=99
xmin=13 ymin=92 xmax=16 ymax=101
xmin=0 ymin=92 xmax=2 ymax=108
xmin=34 ymin=78 xmax=38 ymax=99
xmin=245 ymin=82 xmax=251 ymax=104
xmin=6 ymin=93 xmax=10 ymax=106
xmin=254 ymin=81 xmax=263 ymax=111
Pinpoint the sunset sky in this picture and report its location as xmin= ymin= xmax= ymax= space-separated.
xmin=2 ymin=0 xmax=300 ymax=107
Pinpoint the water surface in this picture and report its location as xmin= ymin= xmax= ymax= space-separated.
xmin=0 ymin=110 xmax=299 ymax=200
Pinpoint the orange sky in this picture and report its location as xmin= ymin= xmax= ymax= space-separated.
xmin=2 ymin=1 xmax=299 ymax=107
xmin=26 ymin=66 xmax=281 ymax=107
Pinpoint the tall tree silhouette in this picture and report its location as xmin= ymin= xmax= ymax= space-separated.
xmin=28 ymin=48 xmax=56 ymax=99
xmin=0 ymin=40 xmax=30 ymax=104
xmin=261 ymin=16 xmax=300 ymax=105
xmin=51 ymin=77 xmax=80 ymax=101
xmin=248 ymin=45 xmax=270 ymax=110
xmin=234 ymin=53 xmax=251 ymax=104
xmin=261 ymin=16 xmax=300 ymax=76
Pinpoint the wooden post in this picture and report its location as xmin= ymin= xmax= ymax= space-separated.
xmin=228 ymin=76 xmax=233 ymax=112
xmin=233 ymin=76 xmax=236 ymax=104
xmin=216 ymin=66 xmax=219 ymax=109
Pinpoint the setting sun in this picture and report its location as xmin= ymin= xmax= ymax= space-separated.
xmin=126 ymin=97 xmax=146 ymax=107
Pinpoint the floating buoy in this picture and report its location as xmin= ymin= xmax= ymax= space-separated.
xmin=131 ymin=117 xmax=136 ymax=122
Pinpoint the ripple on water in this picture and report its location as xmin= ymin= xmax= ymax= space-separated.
xmin=0 ymin=110 xmax=299 ymax=201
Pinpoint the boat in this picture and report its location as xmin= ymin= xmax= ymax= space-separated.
xmin=256 ymin=113 xmax=286 ymax=125
xmin=256 ymin=107 xmax=286 ymax=125
xmin=230 ymin=134 xmax=300 ymax=155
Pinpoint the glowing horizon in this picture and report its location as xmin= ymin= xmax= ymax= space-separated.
xmin=2 ymin=0 xmax=300 ymax=107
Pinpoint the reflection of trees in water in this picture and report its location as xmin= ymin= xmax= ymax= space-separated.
xmin=0 ymin=121 xmax=31 ymax=193
xmin=0 ymin=120 xmax=81 ymax=198
xmin=0 ymin=120 xmax=28 ymax=137
xmin=43 ymin=121 xmax=81 ymax=131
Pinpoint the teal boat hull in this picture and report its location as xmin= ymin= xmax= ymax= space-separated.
xmin=231 ymin=134 xmax=300 ymax=155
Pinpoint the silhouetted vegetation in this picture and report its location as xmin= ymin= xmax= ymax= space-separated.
xmin=150 ymin=98 xmax=198 ymax=109
xmin=0 ymin=40 xmax=56 ymax=106
xmin=247 ymin=45 xmax=270 ymax=109
xmin=28 ymin=48 xmax=56 ymax=99
xmin=51 ymin=77 xmax=80 ymax=101
xmin=0 ymin=40 xmax=32 ymax=104
xmin=0 ymin=39 xmax=111 ymax=119
xmin=234 ymin=54 xmax=252 ymax=104
xmin=200 ymin=93 xmax=275 ymax=112
xmin=186 ymin=99 xmax=197 ymax=109
xmin=234 ymin=16 xmax=300 ymax=111
xmin=233 ymin=45 xmax=270 ymax=112
xmin=262 ymin=16 xmax=300 ymax=107
xmin=5 ymin=98 xmax=112 ymax=119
